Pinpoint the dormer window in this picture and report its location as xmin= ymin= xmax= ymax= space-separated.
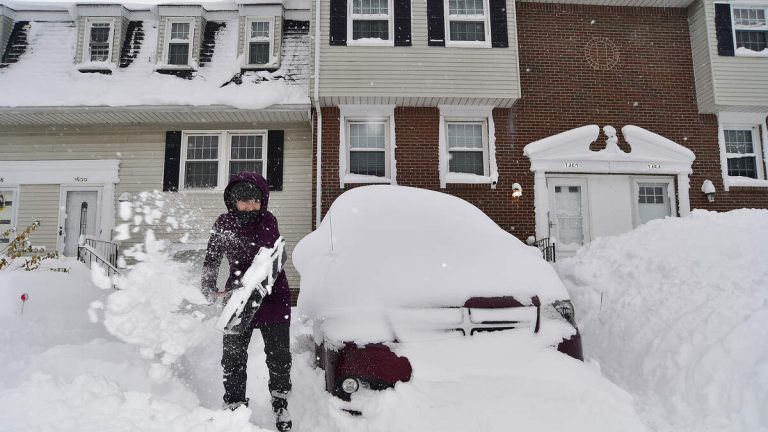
xmin=445 ymin=0 xmax=490 ymax=47
xmin=83 ymin=19 xmax=115 ymax=63
xmin=165 ymin=19 xmax=194 ymax=66
xmin=246 ymin=18 xmax=273 ymax=66
xmin=348 ymin=0 xmax=393 ymax=45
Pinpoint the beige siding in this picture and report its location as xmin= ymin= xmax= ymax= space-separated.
xmin=688 ymin=0 xmax=715 ymax=113
xmin=702 ymin=0 xmax=768 ymax=111
xmin=75 ymin=17 xmax=86 ymax=63
xmin=0 ymin=123 xmax=312 ymax=291
xmin=17 ymin=185 xmax=60 ymax=252
xmin=314 ymin=0 xmax=521 ymax=103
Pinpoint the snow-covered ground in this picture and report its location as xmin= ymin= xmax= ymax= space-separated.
xmin=1 ymin=209 xmax=765 ymax=431
xmin=558 ymin=209 xmax=768 ymax=432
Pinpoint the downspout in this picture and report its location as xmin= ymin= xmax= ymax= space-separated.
xmin=314 ymin=0 xmax=323 ymax=228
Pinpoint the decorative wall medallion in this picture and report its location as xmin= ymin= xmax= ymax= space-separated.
xmin=584 ymin=37 xmax=620 ymax=70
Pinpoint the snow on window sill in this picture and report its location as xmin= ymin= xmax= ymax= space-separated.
xmin=445 ymin=40 xmax=491 ymax=49
xmin=77 ymin=62 xmax=116 ymax=72
xmin=343 ymin=174 xmax=393 ymax=185
xmin=735 ymin=47 xmax=768 ymax=58
xmin=347 ymin=38 xmax=394 ymax=47
xmin=155 ymin=64 xmax=196 ymax=71
xmin=726 ymin=177 xmax=768 ymax=188
xmin=445 ymin=172 xmax=497 ymax=185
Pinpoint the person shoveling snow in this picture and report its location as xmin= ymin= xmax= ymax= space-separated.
xmin=201 ymin=172 xmax=293 ymax=432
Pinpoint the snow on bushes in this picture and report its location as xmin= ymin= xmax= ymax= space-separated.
xmin=557 ymin=209 xmax=768 ymax=432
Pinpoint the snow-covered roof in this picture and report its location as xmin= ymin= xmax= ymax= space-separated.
xmin=0 ymin=1 xmax=309 ymax=112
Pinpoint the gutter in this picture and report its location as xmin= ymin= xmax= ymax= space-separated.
xmin=314 ymin=0 xmax=323 ymax=228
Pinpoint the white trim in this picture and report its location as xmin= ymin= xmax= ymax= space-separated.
xmin=444 ymin=0 xmax=491 ymax=48
xmin=244 ymin=16 xmax=277 ymax=67
xmin=730 ymin=4 xmax=768 ymax=57
xmin=162 ymin=17 xmax=196 ymax=68
xmin=438 ymin=105 xmax=498 ymax=188
xmin=524 ymin=125 xmax=694 ymax=241
xmin=81 ymin=17 xmax=116 ymax=65
xmin=717 ymin=111 xmax=768 ymax=190
xmin=347 ymin=0 xmax=395 ymax=46
xmin=0 ymin=160 xmax=120 ymax=185
xmin=631 ymin=176 xmax=677 ymax=228
xmin=338 ymin=104 xmax=397 ymax=187
xmin=179 ymin=130 xmax=269 ymax=191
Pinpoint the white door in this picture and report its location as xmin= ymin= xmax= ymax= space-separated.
xmin=62 ymin=190 xmax=100 ymax=257
xmin=635 ymin=180 xmax=674 ymax=226
xmin=548 ymin=178 xmax=590 ymax=250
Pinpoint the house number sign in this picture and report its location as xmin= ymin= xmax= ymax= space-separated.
xmin=74 ymin=177 xmax=89 ymax=183
xmin=647 ymin=164 xmax=661 ymax=169
xmin=565 ymin=162 xmax=580 ymax=168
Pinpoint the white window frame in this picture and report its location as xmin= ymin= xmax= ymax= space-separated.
xmin=444 ymin=0 xmax=491 ymax=48
xmin=81 ymin=18 xmax=115 ymax=64
xmin=438 ymin=105 xmax=498 ymax=188
xmin=445 ymin=119 xmax=490 ymax=177
xmin=244 ymin=17 xmax=276 ymax=67
xmin=338 ymin=105 xmax=397 ymax=187
xmin=730 ymin=4 xmax=768 ymax=56
xmin=163 ymin=18 xmax=196 ymax=68
xmin=347 ymin=0 xmax=395 ymax=46
xmin=718 ymin=112 xmax=768 ymax=190
xmin=179 ymin=130 xmax=268 ymax=191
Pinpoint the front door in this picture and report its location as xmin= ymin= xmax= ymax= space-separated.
xmin=547 ymin=178 xmax=590 ymax=251
xmin=61 ymin=190 xmax=100 ymax=257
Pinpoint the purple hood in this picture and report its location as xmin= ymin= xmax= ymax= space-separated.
xmin=224 ymin=171 xmax=271 ymax=217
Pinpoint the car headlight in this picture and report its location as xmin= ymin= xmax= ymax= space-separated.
xmin=552 ymin=300 xmax=576 ymax=325
xmin=341 ymin=377 xmax=360 ymax=394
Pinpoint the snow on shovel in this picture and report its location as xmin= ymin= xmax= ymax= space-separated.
xmin=216 ymin=237 xmax=287 ymax=334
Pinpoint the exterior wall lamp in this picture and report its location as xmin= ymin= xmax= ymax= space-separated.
xmin=511 ymin=183 xmax=523 ymax=198
xmin=701 ymin=180 xmax=716 ymax=203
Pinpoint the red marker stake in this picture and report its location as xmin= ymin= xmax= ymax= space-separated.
xmin=20 ymin=293 xmax=28 ymax=315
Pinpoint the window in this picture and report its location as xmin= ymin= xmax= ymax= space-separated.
xmin=445 ymin=0 xmax=490 ymax=46
xmin=246 ymin=19 xmax=273 ymax=66
xmin=348 ymin=121 xmax=388 ymax=176
xmin=733 ymin=6 xmax=768 ymax=52
xmin=86 ymin=21 xmax=113 ymax=62
xmin=439 ymin=106 xmax=497 ymax=187
xmin=724 ymin=128 xmax=763 ymax=179
xmin=165 ymin=19 xmax=194 ymax=66
xmin=0 ymin=188 xmax=17 ymax=244
xmin=348 ymin=0 xmax=393 ymax=44
xmin=181 ymin=131 xmax=267 ymax=189
xmin=447 ymin=122 xmax=488 ymax=175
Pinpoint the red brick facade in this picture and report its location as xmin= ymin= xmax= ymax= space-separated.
xmin=312 ymin=2 xmax=768 ymax=241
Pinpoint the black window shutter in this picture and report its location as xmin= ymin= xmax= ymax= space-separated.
xmin=163 ymin=131 xmax=182 ymax=192
xmin=427 ymin=0 xmax=445 ymax=47
xmin=394 ymin=0 xmax=412 ymax=46
xmin=489 ymin=0 xmax=508 ymax=48
xmin=715 ymin=3 xmax=735 ymax=56
xmin=330 ymin=0 xmax=347 ymax=46
xmin=267 ymin=130 xmax=284 ymax=191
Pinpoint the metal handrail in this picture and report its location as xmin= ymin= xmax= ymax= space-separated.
xmin=77 ymin=237 xmax=121 ymax=283
xmin=531 ymin=237 xmax=556 ymax=263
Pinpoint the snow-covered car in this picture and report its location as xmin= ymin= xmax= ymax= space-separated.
xmin=294 ymin=186 xmax=583 ymax=401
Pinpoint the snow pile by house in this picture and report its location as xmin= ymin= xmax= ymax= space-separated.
xmin=557 ymin=209 xmax=768 ymax=432
xmin=0 ymin=12 xmax=308 ymax=108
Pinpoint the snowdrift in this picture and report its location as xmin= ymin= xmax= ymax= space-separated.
xmin=558 ymin=209 xmax=768 ymax=432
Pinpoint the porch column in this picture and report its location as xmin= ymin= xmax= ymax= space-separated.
xmin=677 ymin=173 xmax=691 ymax=216
xmin=533 ymin=170 xmax=549 ymax=239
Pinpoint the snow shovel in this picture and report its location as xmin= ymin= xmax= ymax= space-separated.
xmin=215 ymin=236 xmax=287 ymax=334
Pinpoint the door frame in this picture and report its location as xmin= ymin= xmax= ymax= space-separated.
xmin=630 ymin=176 xmax=677 ymax=228
xmin=546 ymin=176 xmax=591 ymax=250
xmin=57 ymin=186 xmax=104 ymax=255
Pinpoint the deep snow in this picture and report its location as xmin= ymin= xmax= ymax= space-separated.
xmin=558 ymin=209 xmax=768 ymax=432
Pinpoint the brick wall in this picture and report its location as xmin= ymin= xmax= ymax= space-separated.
xmin=312 ymin=2 xmax=767 ymax=242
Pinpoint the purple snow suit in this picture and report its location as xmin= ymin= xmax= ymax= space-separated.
xmin=201 ymin=172 xmax=291 ymax=326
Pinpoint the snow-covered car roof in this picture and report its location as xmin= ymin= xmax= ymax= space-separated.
xmin=294 ymin=186 xmax=570 ymax=326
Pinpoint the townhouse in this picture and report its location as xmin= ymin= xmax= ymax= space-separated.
xmin=310 ymin=0 xmax=768 ymax=255
xmin=0 ymin=1 xmax=312 ymax=293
